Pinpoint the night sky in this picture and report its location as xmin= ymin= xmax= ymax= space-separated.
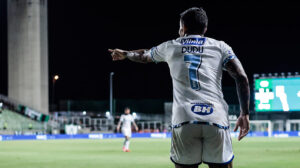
xmin=1 ymin=0 xmax=300 ymax=102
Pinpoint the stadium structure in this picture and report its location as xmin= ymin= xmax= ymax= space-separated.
xmin=1 ymin=72 xmax=300 ymax=140
xmin=0 ymin=0 xmax=300 ymax=141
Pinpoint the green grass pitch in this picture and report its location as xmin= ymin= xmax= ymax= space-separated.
xmin=0 ymin=138 xmax=300 ymax=168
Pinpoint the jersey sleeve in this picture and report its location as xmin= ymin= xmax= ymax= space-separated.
xmin=120 ymin=115 xmax=124 ymax=122
xmin=220 ymin=41 xmax=237 ymax=70
xmin=149 ymin=41 xmax=170 ymax=63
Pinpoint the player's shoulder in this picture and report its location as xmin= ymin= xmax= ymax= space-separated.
xmin=205 ymin=37 xmax=234 ymax=54
xmin=160 ymin=38 xmax=179 ymax=47
xmin=204 ymin=37 xmax=228 ymax=46
xmin=152 ymin=39 xmax=176 ymax=52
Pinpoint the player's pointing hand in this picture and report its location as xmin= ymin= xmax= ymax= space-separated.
xmin=108 ymin=48 xmax=127 ymax=61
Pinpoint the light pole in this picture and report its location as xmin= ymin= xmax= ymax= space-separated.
xmin=110 ymin=72 xmax=114 ymax=116
xmin=52 ymin=75 xmax=59 ymax=111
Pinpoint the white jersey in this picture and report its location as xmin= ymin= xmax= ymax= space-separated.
xmin=150 ymin=35 xmax=236 ymax=128
xmin=120 ymin=114 xmax=134 ymax=129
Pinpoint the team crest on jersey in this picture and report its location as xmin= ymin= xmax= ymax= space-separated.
xmin=181 ymin=38 xmax=206 ymax=45
xmin=191 ymin=103 xmax=213 ymax=115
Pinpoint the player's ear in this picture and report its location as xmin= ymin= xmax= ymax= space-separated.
xmin=179 ymin=28 xmax=184 ymax=37
xmin=179 ymin=20 xmax=185 ymax=37
xmin=203 ymin=27 xmax=207 ymax=35
xmin=183 ymin=25 xmax=189 ymax=36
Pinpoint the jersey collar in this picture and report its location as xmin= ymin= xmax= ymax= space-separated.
xmin=185 ymin=34 xmax=203 ymax=38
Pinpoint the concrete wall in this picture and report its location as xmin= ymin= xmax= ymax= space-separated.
xmin=7 ymin=0 xmax=48 ymax=114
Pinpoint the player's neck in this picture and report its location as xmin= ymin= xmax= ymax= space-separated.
xmin=185 ymin=33 xmax=204 ymax=37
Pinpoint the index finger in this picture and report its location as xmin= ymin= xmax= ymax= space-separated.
xmin=233 ymin=123 xmax=238 ymax=132
xmin=108 ymin=49 xmax=114 ymax=53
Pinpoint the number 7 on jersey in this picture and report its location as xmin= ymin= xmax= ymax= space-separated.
xmin=184 ymin=54 xmax=202 ymax=90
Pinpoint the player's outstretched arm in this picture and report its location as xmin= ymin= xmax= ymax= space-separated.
xmin=116 ymin=121 xmax=122 ymax=133
xmin=132 ymin=121 xmax=139 ymax=132
xmin=225 ymin=58 xmax=250 ymax=141
xmin=108 ymin=48 xmax=153 ymax=63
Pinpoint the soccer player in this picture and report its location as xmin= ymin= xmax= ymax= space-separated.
xmin=0 ymin=102 xmax=3 ymax=114
xmin=116 ymin=107 xmax=139 ymax=152
xmin=109 ymin=7 xmax=250 ymax=168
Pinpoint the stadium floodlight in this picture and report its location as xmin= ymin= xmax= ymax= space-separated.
xmin=54 ymin=75 xmax=59 ymax=81
xmin=52 ymin=74 xmax=60 ymax=111
xmin=82 ymin=111 xmax=86 ymax=115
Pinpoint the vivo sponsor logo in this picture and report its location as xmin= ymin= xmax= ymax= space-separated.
xmin=150 ymin=133 xmax=167 ymax=138
xmin=88 ymin=134 xmax=103 ymax=139
xmin=36 ymin=135 xmax=47 ymax=140
xmin=191 ymin=103 xmax=213 ymax=115
xmin=181 ymin=38 xmax=205 ymax=45
xmin=298 ymin=132 xmax=300 ymax=136
xmin=0 ymin=135 xmax=2 ymax=141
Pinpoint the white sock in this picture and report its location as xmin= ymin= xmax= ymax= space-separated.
xmin=125 ymin=140 xmax=130 ymax=149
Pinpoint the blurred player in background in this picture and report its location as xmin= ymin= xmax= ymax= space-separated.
xmin=109 ymin=7 xmax=250 ymax=168
xmin=116 ymin=107 xmax=139 ymax=152
xmin=0 ymin=102 xmax=3 ymax=114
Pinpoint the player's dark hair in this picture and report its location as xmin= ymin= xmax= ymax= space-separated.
xmin=180 ymin=7 xmax=208 ymax=35
xmin=124 ymin=107 xmax=130 ymax=111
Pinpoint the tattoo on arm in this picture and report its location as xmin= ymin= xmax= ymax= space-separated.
xmin=125 ymin=49 xmax=153 ymax=63
xmin=225 ymin=59 xmax=250 ymax=115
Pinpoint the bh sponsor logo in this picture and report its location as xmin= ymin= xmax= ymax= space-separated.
xmin=191 ymin=103 xmax=213 ymax=115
